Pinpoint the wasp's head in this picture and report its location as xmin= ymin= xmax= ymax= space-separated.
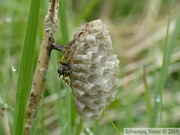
xmin=57 ymin=62 xmax=72 ymax=77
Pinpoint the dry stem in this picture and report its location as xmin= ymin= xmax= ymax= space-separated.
xmin=24 ymin=0 xmax=59 ymax=134
xmin=0 ymin=107 xmax=11 ymax=135
xmin=0 ymin=97 xmax=11 ymax=135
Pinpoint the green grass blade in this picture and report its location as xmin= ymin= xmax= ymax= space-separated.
xmin=75 ymin=119 xmax=83 ymax=135
xmin=143 ymin=65 xmax=152 ymax=126
xmin=150 ymin=15 xmax=180 ymax=127
xmin=74 ymin=0 xmax=99 ymax=27
xmin=150 ymin=1 xmax=172 ymax=127
xmin=65 ymin=87 xmax=72 ymax=135
xmin=93 ymin=120 xmax=100 ymax=135
xmin=47 ymin=53 xmax=66 ymax=129
xmin=12 ymin=0 xmax=41 ymax=134
xmin=105 ymin=113 xmax=121 ymax=135
xmin=167 ymin=101 xmax=180 ymax=111
xmin=126 ymin=79 xmax=138 ymax=127
xmin=59 ymin=1 xmax=72 ymax=134
xmin=59 ymin=0 xmax=69 ymax=43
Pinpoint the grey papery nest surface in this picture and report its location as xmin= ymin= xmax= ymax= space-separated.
xmin=66 ymin=19 xmax=119 ymax=120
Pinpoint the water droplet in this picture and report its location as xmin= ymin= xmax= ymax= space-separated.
xmin=5 ymin=17 xmax=12 ymax=23
xmin=155 ymin=95 xmax=160 ymax=103
xmin=12 ymin=66 xmax=17 ymax=72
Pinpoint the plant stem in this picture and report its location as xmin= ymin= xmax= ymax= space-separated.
xmin=24 ymin=0 xmax=59 ymax=134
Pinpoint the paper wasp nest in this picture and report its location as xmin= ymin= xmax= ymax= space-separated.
xmin=67 ymin=19 xmax=119 ymax=120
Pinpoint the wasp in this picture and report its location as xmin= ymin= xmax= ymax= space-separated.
xmin=57 ymin=46 xmax=74 ymax=86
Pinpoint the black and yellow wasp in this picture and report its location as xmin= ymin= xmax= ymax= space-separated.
xmin=57 ymin=47 xmax=74 ymax=86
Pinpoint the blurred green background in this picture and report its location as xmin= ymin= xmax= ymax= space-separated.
xmin=0 ymin=0 xmax=180 ymax=135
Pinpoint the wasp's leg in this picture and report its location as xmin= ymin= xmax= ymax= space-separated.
xmin=66 ymin=51 xmax=74 ymax=63
xmin=61 ymin=76 xmax=73 ymax=89
xmin=57 ymin=55 xmax=65 ymax=65
xmin=64 ymin=79 xmax=73 ymax=89
xmin=62 ymin=78 xmax=70 ymax=86
xmin=57 ymin=46 xmax=71 ymax=65
xmin=67 ymin=74 xmax=76 ymax=77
